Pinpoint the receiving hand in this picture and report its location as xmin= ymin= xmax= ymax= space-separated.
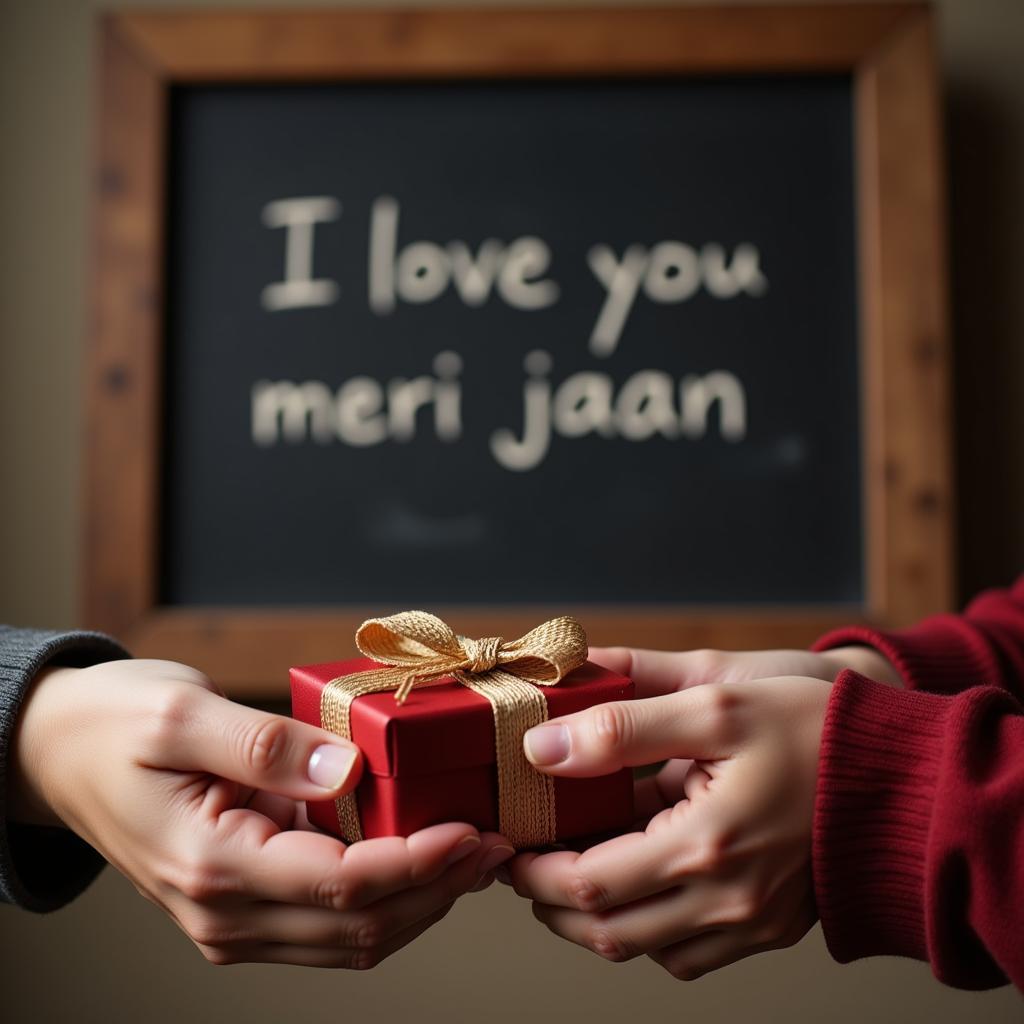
xmin=10 ymin=659 xmax=513 ymax=967
xmin=507 ymin=659 xmax=834 ymax=980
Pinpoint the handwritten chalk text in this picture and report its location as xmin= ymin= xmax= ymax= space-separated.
xmin=251 ymin=351 xmax=746 ymax=471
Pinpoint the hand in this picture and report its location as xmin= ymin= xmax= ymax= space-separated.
xmin=589 ymin=643 xmax=902 ymax=693
xmin=582 ymin=642 xmax=899 ymax=835
xmin=507 ymin=668 xmax=832 ymax=980
xmin=10 ymin=659 xmax=514 ymax=967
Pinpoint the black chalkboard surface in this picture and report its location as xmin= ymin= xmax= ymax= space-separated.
xmin=161 ymin=76 xmax=861 ymax=608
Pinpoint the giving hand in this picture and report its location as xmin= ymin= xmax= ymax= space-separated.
xmin=10 ymin=659 xmax=512 ymax=967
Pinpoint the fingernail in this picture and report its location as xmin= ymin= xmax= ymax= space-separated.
xmin=477 ymin=844 xmax=516 ymax=876
xmin=524 ymin=724 xmax=570 ymax=766
xmin=445 ymin=834 xmax=481 ymax=867
xmin=307 ymin=744 xmax=357 ymax=790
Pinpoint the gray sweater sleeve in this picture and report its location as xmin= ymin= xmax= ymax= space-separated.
xmin=0 ymin=626 xmax=130 ymax=912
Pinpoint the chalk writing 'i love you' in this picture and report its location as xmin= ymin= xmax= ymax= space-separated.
xmin=250 ymin=194 xmax=763 ymax=471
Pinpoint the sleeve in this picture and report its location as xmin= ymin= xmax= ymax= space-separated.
xmin=0 ymin=626 xmax=130 ymax=912
xmin=813 ymin=670 xmax=1024 ymax=990
xmin=811 ymin=576 xmax=1024 ymax=699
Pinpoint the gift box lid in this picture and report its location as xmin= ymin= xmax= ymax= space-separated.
xmin=291 ymin=657 xmax=633 ymax=779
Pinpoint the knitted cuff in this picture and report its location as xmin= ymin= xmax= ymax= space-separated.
xmin=0 ymin=627 xmax=129 ymax=911
xmin=813 ymin=670 xmax=951 ymax=965
xmin=812 ymin=616 xmax=1003 ymax=695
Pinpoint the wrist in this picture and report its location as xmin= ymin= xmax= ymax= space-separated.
xmin=9 ymin=664 xmax=82 ymax=827
xmin=821 ymin=646 xmax=904 ymax=688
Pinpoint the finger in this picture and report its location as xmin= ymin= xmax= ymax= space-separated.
xmin=633 ymin=759 xmax=694 ymax=822
xmin=532 ymin=886 xmax=712 ymax=962
xmin=649 ymin=895 xmax=817 ymax=980
xmin=243 ymin=790 xmax=301 ymax=831
xmin=220 ymin=843 xmax=502 ymax=947
xmin=589 ymin=648 xmax=805 ymax=693
xmin=587 ymin=647 xmax=633 ymax=677
xmin=632 ymin=776 xmax=665 ymax=823
xmin=291 ymin=802 xmax=315 ymax=830
xmin=523 ymin=687 xmax=737 ymax=777
xmin=198 ymin=904 xmax=454 ymax=969
xmin=306 ymin=830 xmax=511 ymax=909
xmin=508 ymin=827 xmax=696 ymax=912
xmin=682 ymin=764 xmax=714 ymax=802
xmin=147 ymin=684 xmax=363 ymax=801
xmin=649 ymin=929 xmax=772 ymax=981
xmin=217 ymin=821 xmax=501 ymax=909
xmin=587 ymin=648 xmax=689 ymax=698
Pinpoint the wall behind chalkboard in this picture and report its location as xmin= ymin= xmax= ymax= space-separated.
xmin=162 ymin=76 xmax=860 ymax=607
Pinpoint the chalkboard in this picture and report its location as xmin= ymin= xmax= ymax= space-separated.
xmin=86 ymin=6 xmax=953 ymax=695
xmin=161 ymin=77 xmax=860 ymax=607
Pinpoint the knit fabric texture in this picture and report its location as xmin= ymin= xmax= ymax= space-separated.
xmin=0 ymin=626 xmax=129 ymax=912
xmin=812 ymin=579 xmax=1024 ymax=989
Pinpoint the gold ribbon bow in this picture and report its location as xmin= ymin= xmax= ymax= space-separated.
xmin=321 ymin=612 xmax=588 ymax=848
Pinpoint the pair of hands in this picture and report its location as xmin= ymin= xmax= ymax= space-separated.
xmin=10 ymin=659 xmax=515 ymax=968
xmin=10 ymin=643 xmax=898 ymax=974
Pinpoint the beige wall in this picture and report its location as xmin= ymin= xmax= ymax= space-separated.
xmin=1 ymin=1 xmax=1022 ymax=1020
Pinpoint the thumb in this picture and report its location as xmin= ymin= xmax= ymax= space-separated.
xmin=522 ymin=688 xmax=738 ymax=777
xmin=150 ymin=685 xmax=363 ymax=800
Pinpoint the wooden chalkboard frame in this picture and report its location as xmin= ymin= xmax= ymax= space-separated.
xmin=85 ymin=4 xmax=953 ymax=696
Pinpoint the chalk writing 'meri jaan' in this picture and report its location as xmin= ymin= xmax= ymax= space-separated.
xmin=251 ymin=353 xmax=746 ymax=473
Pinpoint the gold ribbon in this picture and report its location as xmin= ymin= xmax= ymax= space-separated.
xmin=320 ymin=612 xmax=587 ymax=848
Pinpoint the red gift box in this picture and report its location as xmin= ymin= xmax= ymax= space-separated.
xmin=291 ymin=656 xmax=634 ymax=845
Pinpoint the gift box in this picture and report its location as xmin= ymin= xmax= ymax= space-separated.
xmin=290 ymin=615 xmax=634 ymax=848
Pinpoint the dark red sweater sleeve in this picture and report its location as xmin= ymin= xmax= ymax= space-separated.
xmin=812 ymin=577 xmax=1024 ymax=698
xmin=811 ymin=577 xmax=1024 ymax=990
